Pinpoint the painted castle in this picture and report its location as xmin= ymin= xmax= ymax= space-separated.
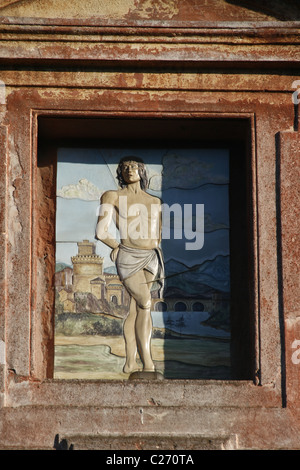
xmin=55 ymin=240 xmax=129 ymax=314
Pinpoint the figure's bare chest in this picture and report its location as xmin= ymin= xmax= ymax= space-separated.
xmin=116 ymin=193 xmax=160 ymax=221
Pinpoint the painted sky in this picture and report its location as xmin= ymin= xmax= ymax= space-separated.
xmin=56 ymin=148 xmax=230 ymax=269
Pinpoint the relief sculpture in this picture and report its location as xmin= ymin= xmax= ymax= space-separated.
xmin=95 ymin=157 xmax=164 ymax=377
xmin=54 ymin=148 xmax=231 ymax=380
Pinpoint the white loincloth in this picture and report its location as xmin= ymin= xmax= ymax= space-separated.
xmin=116 ymin=244 xmax=164 ymax=297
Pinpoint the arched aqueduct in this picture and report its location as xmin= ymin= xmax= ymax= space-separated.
xmin=152 ymin=298 xmax=213 ymax=312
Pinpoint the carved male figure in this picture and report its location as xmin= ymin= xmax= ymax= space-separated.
xmin=96 ymin=157 xmax=163 ymax=374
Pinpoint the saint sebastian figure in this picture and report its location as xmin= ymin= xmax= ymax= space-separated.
xmin=96 ymin=157 xmax=164 ymax=374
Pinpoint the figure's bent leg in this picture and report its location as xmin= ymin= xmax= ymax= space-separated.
xmin=123 ymin=297 xmax=139 ymax=374
xmin=135 ymin=270 xmax=156 ymax=371
xmin=123 ymin=270 xmax=155 ymax=372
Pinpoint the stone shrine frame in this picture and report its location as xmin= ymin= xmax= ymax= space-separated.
xmin=6 ymin=105 xmax=273 ymax=383
xmin=1 ymin=4 xmax=300 ymax=449
xmin=50 ymin=116 xmax=252 ymax=381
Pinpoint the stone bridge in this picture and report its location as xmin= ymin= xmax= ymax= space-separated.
xmin=151 ymin=298 xmax=214 ymax=313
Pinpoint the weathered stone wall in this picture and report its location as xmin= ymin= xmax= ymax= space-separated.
xmin=0 ymin=0 xmax=300 ymax=450
xmin=1 ymin=0 xmax=300 ymax=21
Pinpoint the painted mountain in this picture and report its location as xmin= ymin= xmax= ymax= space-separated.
xmin=163 ymin=255 xmax=230 ymax=298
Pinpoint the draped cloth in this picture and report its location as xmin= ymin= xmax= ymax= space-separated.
xmin=116 ymin=244 xmax=165 ymax=298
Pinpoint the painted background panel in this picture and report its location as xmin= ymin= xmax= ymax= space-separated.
xmin=54 ymin=148 xmax=230 ymax=379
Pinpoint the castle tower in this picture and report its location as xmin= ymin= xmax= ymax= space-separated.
xmin=71 ymin=240 xmax=105 ymax=293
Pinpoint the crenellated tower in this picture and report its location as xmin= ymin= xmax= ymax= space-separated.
xmin=71 ymin=240 xmax=105 ymax=293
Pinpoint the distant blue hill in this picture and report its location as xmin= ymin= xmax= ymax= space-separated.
xmin=104 ymin=266 xmax=118 ymax=274
xmin=55 ymin=262 xmax=72 ymax=273
xmin=164 ymin=255 xmax=230 ymax=295
xmin=56 ymin=263 xmax=118 ymax=275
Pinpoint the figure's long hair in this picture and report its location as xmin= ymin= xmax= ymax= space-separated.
xmin=116 ymin=156 xmax=148 ymax=190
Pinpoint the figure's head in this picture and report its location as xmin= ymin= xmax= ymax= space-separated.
xmin=116 ymin=156 xmax=148 ymax=190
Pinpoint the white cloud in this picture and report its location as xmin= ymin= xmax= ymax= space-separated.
xmin=148 ymin=173 xmax=162 ymax=191
xmin=57 ymin=178 xmax=102 ymax=201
